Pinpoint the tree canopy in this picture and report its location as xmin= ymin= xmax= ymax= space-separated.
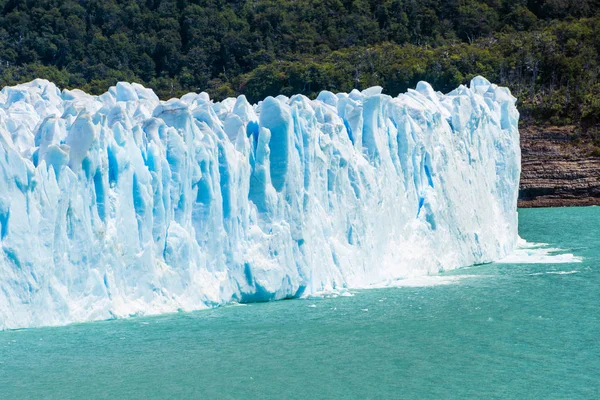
xmin=0 ymin=0 xmax=599 ymax=141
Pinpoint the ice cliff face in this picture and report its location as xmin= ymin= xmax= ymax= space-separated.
xmin=0 ymin=77 xmax=520 ymax=330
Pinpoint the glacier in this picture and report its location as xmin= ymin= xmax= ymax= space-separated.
xmin=0 ymin=77 xmax=520 ymax=330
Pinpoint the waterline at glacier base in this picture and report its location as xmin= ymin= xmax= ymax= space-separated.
xmin=0 ymin=77 xmax=520 ymax=330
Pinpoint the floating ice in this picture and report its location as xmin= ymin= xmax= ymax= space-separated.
xmin=528 ymin=270 xmax=579 ymax=276
xmin=496 ymin=239 xmax=582 ymax=264
xmin=362 ymin=274 xmax=482 ymax=288
xmin=0 ymin=78 xmax=520 ymax=330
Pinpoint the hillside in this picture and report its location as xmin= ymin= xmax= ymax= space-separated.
xmin=0 ymin=0 xmax=599 ymax=205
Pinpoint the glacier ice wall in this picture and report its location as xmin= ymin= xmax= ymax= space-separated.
xmin=0 ymin=77 xmax=520 ymax=329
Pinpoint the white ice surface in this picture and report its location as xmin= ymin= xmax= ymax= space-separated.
xmin=0 ymin=77 xmax=520 ymax=329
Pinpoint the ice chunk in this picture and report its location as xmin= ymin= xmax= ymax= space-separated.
xmin=116 ymin=82 xmax=139 ymax=102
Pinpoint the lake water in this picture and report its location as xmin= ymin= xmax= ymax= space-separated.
xmin=1 ymin=207 xmax=598 ymax=399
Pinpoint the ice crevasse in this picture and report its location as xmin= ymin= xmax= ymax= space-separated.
xmin=0 ymin=77 xmax=520 ymax=329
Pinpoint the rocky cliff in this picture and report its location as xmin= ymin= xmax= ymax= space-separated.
xmin=518 ymin=126 xmax=600 ymax=207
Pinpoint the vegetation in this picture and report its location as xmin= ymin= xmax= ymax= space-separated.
xmin=0 ymin=0 xmax=599 ymax=143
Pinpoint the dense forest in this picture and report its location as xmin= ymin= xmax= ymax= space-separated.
xmin=0 ymin=0 xmax=599 ymax=147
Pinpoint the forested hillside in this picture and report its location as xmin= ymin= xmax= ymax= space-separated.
xmin=0 ymin=0 xmax=599 ymax=147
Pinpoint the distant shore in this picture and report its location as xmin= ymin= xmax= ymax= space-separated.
xmin=519 ymin=198 xmax=600 ymax=208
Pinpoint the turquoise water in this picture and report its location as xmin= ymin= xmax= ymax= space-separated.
xmin=1 ymin=207 xmax=598 ymax=399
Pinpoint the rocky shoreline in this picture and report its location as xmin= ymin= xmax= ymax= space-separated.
xmin=518 ymin=125 xmax=600 ymax=208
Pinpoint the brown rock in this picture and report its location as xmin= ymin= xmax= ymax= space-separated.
xmin=518 ymin=125 xmax=600 ymax=208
